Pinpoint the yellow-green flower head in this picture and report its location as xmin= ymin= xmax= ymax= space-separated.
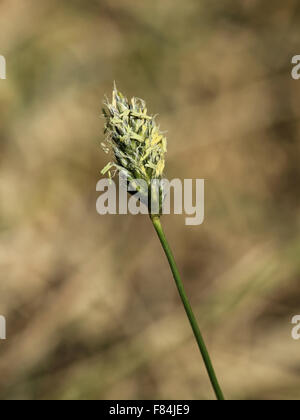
xmin=101 ymin=84 xmax=167 ymax=185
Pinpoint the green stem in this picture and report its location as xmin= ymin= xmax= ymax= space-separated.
xmin=151 ymin=215 xmax=225 ymax=401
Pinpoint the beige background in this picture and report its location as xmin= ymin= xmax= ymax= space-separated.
xmin=0 ymin=0 xmax=300 ymax=400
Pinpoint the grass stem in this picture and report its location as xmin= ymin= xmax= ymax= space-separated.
xmin=151 ymin=215 xmax=225 ymax=400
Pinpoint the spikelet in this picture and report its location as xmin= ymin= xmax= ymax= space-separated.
xmin=101 ymin=83 xmax=167 ymax=212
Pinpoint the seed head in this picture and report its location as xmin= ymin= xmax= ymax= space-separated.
xmin=101 ymin=84 xmax=167 ymax=212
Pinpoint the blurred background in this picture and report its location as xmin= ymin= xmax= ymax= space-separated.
xmin=0 ymin=0 xmax=300 ymax=400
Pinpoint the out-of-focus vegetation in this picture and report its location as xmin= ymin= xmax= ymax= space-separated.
xmin=0 ymin=0 xmax=300 ymax=400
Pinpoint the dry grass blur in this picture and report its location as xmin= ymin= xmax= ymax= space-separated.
xmin=0 ymin=0 xmax=300 ymax=400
